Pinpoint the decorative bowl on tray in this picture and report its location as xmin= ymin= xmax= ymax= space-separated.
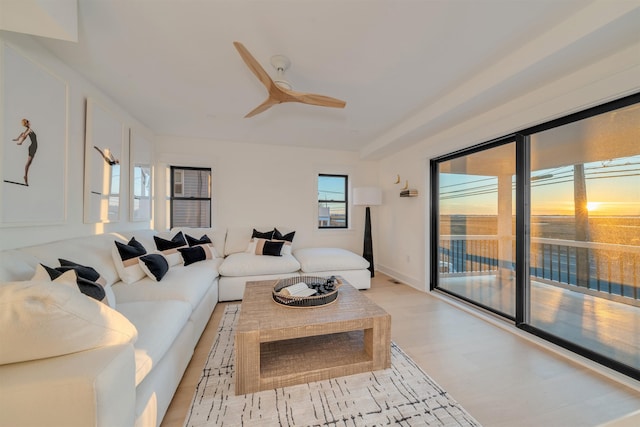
xmin=272 ymin=275 xmax=341 ymax=308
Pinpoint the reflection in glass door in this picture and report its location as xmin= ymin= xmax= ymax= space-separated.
xmin=436 ymin=141 xmax=516 ymax=317
xmin=529 ymin=103 xmax=640 ymax=372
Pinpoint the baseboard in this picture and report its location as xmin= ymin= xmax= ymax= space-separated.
xmin=375 ymin=264 xmax=424 ymax=291
xmin=597 ymin=410 xmax=640 ymax=427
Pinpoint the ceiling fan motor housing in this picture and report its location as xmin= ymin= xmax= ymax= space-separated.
xmin=271 ymin=54 xmax=292 ymax=90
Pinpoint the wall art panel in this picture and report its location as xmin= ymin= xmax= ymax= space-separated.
xmin=1 ymin=43 xmax=68 ymax=225
xmin=84 ymin=98 xmax=124 ymax=223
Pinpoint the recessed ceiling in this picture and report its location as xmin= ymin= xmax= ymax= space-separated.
xmin=33 ymin=0 xmax=639 ymax=158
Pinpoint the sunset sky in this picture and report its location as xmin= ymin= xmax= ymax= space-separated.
xmin=440 ymin=155 xmax=640 ymax=217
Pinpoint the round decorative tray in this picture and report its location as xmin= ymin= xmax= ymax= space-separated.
xmin=272 ymin=275 xmax=341 ymax=308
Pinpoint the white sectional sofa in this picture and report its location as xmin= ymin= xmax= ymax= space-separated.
xmin=0 ymin=229 xmax=222 ymax=427
xmin=0 ymin=226 xmax=370 ymax=427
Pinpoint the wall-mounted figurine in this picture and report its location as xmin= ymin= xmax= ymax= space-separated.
xmin=11 ymin=118 xmax=38 ymax=186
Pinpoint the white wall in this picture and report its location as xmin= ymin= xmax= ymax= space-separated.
xmin=2 ymin=30 xmax=637 ymax=291
xmin=154 ymin=136 xmax=379 ymax=254
xmin=377 ymin=41 xmax=640 ymax=292
xmin=0 ymin=32 xmax=155 ymax=250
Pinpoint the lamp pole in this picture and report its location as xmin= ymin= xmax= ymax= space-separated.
xmin=363 ymin=206 xmax=374 ymax=277
xmin=353 ymin=187 xmax=381 ymax=278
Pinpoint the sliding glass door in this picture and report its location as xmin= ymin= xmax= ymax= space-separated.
xmin=528 ymin=102 xmax=640 ymax=372
xmin=436 ymin=140 xmax=516 ymax=318
xmin=431 ymin=94 xmax=640 ymax=379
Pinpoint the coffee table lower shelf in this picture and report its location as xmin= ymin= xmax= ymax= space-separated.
xmin=260 ymin=331 xmax=373 ymax=390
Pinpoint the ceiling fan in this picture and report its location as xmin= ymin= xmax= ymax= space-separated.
xmin=233 ymin=41 xmax=346 ymax=118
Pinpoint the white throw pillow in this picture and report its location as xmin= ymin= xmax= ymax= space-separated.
xmin=213 ymin=245 xmax=221 ymax=258
xmin=31 ymin=264 xmax=78 ymax=290
xmin=112 ymin=237 xmax=147 ymax=284
xmin=0 ymin=280 xmax=137 ymax=365
xmin=245 ymin=239 xmax=258 ymax=253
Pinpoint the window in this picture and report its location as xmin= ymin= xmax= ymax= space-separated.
xmin=318 ymin=174 xmax=348 ymax=229
xmin=170 ymin=166 xmax=211 ymax=228
xmin=431 ymin=93 xmax=640 ymax=380
xmin=131 ymin=164 xmax=151 ymax=221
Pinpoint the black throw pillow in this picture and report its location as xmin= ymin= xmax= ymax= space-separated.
xmin=75 ymin=277 xmax=108 ymax=301
xmin=57 ymin=258 xmax=105 ymax=285
xmin=262 ymin=240 xmax=284 ymax=256
xmin=41 ymin=264 xmax=106 ymax=302
xmin=115 ymin=237 xmax=147 ymax=260
xmin=139 ymin=254 xmax=169 ymax=281
xmin=273 ymin=228 xmax=295 ymax=242
xmin=154 ymin=232 xmax=187 ymax=251
xmin=186 ymin=234 xmax=212 ymax=247
xmin=178 ymin=246 xmax=210 ymax=266
xmin=252 ymin=228 xmax=275 ymax=240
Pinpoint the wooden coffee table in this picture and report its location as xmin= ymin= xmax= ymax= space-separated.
xmin=235 ymin=279 xmax=391 ymax=395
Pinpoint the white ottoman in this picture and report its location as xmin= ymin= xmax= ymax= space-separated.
xmin=293 ymin=247 xmax=371 ymax=290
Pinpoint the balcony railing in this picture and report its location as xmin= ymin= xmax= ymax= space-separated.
xmin=439 ymin=235 xmax=640 ymax=302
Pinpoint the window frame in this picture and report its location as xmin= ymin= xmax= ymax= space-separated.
xmin=169 ymin=165 xmax=212 ymax=229
xmin=317 ymin=173 xmax=349 ymax=229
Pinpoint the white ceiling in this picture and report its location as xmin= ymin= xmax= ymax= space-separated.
xmin=32 ymin=0 xmax=640 ymax=159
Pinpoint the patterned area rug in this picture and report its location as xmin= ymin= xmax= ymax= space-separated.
xmin=184 ymin=305 xmax=481 ymax=426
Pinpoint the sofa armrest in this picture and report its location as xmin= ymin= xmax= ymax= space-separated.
xmin=0 ymin=344 xmax=136 ymax=427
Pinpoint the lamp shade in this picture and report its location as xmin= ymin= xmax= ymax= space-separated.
xmin=353 ymin=187 xmax=382 ymax=206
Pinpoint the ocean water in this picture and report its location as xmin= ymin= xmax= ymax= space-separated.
xmin=440 ymin=215 xmax=640 ymax=246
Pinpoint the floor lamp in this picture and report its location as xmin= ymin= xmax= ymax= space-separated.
xmin=353 ymin=187 xmax=382 ymax=277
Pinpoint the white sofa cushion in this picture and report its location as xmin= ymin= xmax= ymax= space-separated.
xmin=0 ymin=249 xmax=39 ymax=282
xmin=218 ymin=252 xmax=300 ymax=277
xmin=112 ymin=258 xmax=221 ymax=310
xmin=224 ymin=227 xmax=257 ymax=256
xmin=0 ymin=343 xmax=136 ymax=427
xmin=294 ymin=247 xmax=370 ymax=272
xmin=0 ymin=280 xmax=137 ymax=365
xmin=218 ymin=273 xmax=300 ymax=302
xmin=117 ymin=300 xmax=191 ymax=386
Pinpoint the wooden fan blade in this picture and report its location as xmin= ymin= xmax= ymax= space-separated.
xmin=234 ymin=41 xmax=346 ymax=117
xmin=233 ymin=41 xmax=274 ymax=91
xmin=244 ymin=96 xmax=280 ymax=118
xmin=286 ymin=90 xmax=346 ymax=109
